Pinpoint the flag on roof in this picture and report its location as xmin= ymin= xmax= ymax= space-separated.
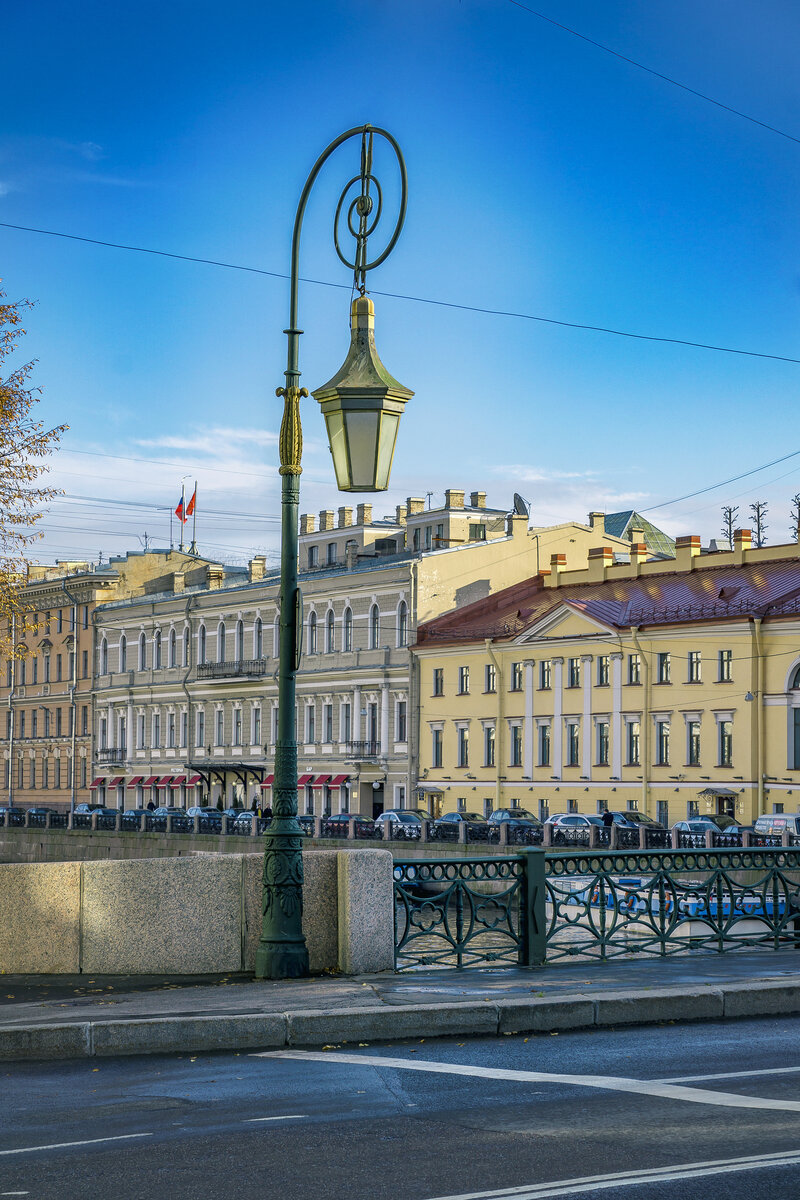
xmin=175 ymin=497 xmax=187 ymax=523
xmin=185 ymin=488 xmax=196 ymax=517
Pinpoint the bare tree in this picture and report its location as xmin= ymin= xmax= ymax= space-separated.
xmin=750 ymin=500 xmax=768 ymax=548
xmin=720 ymin=505 xmax=739 ymax=548
xmin=790 ymin=494 xmax=800 ymax=542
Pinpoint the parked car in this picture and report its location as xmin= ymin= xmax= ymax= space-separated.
xmin=74 ymin=802 xmax=109 ymax=814
xmin=432 ymin=811 xmax=495 ymax=841
xmin=672 ymin=817 xmax=751 ymax=838
xmin=608 ymin=811 xmax=665 ymax=829
xmin=322 ymin=812 xmax=375 ymax=834
xmin=153 ymin=806 xmax=185 ymax=817
xmin=26 ymin=806 xmax=56 ymax=816
xmin=488 ymin=807 xmax=542 ymax=828
xmin=545 ymin=813 xmax=605 ymax=844
xmin=753 ymin=814 xmax=800 ymax=837
xmin=374 ymin=810 xmax=422 ymax=839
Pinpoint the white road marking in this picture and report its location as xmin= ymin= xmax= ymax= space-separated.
xmin=255 ymin=1050 xmax=800 ymax=1113
xmin=244 ymin=1115 xmax=306 ymax=1123
xmin=0 ymin=1133 xmax=152 ymax=1157
xmin=658 ymin=1064 xmax=800 ymax=1083
xmin=420 ymin=1147 xmax=800 ymax=1199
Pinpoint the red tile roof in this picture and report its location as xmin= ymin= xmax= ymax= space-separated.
xmin=415 ymin=557 xmax=800 ymax=647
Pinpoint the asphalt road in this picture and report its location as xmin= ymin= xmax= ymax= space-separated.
xmin=3 ymin=1017 xmax=800 ymax=1199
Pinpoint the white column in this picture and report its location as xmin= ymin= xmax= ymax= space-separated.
xmin=611 ymin=653 xmax=623 ymax=778
xmin=581 ymin=655 xmax=593 ymax=779
xmin=523 ymin=659 xmax=534 ymax=779
xmin=380 ymin=686 xmax=390 ymax=755
xmin=353 ymin=686 xmax=362 ymax=743
xmin=552 ymin=658 xmax=563 ymax=779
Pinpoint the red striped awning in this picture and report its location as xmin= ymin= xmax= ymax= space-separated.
xmin=259 ymin=774 xmax=274 ymax=789
xmin=328 ymin=774 xmax=350 ymax=787
xmin=312 ymin=774 xmax=331 ymax=788
xmin=297 ymin=773 xmax=313 ymax=786
xmin=143 ymin=776 xmax=159 ymax=786
xmin=108 ymin=776 xmax=124 ymax=786
xmin=127 ymin=776 xmax=144 ymax=787
xmin=169 ymin=775 xmax=186 ymax=787
xmin=89 ymin=777 xmax=105 ymax=789
xmin=157 ymin=776 xmax=173 ymax=787
xmin=186 ymin=775 xmax=201 ymax=786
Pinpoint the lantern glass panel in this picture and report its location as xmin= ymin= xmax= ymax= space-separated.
xmin=345 ymin=410 xmax=380 ymax=490
xmin=325 ymin=411 xmax=350 ymax=490
xmin=375 ymin=411 xmax=400 ymax=491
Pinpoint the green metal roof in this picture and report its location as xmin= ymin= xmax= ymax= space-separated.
xmin=604 ymin=511 xmax=675 ymax=557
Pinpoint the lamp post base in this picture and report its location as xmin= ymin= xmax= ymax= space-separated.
xmin=254 ymin=939 xmax=309 ymax=980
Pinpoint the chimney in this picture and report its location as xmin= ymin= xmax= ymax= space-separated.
xmin=444 ymin=488 xmax=465 ymax=509
xmin=337 ymin=506 xmax=353 ymax=529
xmin=470 ymin=490 xmax=486 ymax=509
xmin=506 ymin=512 xmax=527 ymax=537
xmin=345 ymin=541 xmax=359 ymax=570
xmin=544 ymin=553 xmax=566 ymax=589
xmin=300 ymin=514 xmax=315 ymax=535
xmin=631 ymin=542 xmax=648 ymax=569
xmin=172 ymin=571 xmax=185 ymax=594
xmin=206 ymin=565 xmax=224 ymax=591
xmin=407 ymin=496 xmax=425 ymax=515
xmin=587 ymin=546 xmax=613 ymax=583
xmin=395 ymin=504 xmax=407 ymax=525
xmin=249 ymin=555 xmax=266 ymax=582
xmin=629 ymin=527 xmax=645 ymax=545
xmin=733 ymin=528 xmax=752 ymax=564
xmin=675 ymin=535 xmax=701 ymax=570
xmin=589 ymin=511 xmax=605 ymax=532
xmin=356 ymin=503 xmax=372 ymax=525
xmin=319 ymin=509 xmax=335 ymax=532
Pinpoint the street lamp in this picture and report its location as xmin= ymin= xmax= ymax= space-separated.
xmin=255 ymin=126 xmax=411 ymax=980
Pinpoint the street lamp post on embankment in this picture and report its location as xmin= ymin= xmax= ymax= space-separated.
xmin=254 ymin=126 xmax=413 ymax=980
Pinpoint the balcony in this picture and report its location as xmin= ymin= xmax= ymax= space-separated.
xmin=197 ymin=658 xmax=268 ymax=680
xmin=97 ymin=746 xmax=126 ymax=764
xmin=345 ymin=740 xmax=381 ymax=759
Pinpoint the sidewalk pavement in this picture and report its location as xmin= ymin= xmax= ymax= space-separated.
xmin=2 ymin=949 xmax=800 ymax=1061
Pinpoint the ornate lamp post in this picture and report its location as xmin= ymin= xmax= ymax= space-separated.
xmin=254 ymin=126 xmax=412 ymax=980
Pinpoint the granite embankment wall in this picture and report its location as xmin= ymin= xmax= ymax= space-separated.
xmin=0 ymin=850 xmax=395 ymax=977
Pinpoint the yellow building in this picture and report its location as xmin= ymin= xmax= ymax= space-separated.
xmin=412 ymin=530 xmax=800 ymax=827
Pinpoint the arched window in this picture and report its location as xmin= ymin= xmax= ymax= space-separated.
xmin=308 ymin=611 xmax=317 ymax=655
xmin=198 ymin=624 xmax=207 ymax=665
xmin=326 ymin=609 xmax=335 ymax=654
xmin=273 ymin=613 xmax=280 ymax=657
xmin=100 ymin=638 xmax=108 ymax=675
xmin=369 ymin=604 xmax=380 ymax=650
xmin=792 ymin=664 xmax=800 ymax=689
xmin=138 ymin=632 xmax=147 ymax=671
xmin=217 ymin=622 xmax=226 ymax=663
xmin=397 ymin=600 xmax=408 ymax=648
xmin=254 ymin=617 xmax=263 ymax=659
xmin=154 ymin=629 xmax=162 ymax=670
xmin=183 ymin=625 xmax=190 ymax=667
xmin=119 ymin=635 xmax=127 ymax=673
xmin=169 ymin=628 xmax=177 ymax=668
xmin=343 ymin=607 xmax=353 ymax=653
xmin=235 ymin=619 xmax=244 ymax=662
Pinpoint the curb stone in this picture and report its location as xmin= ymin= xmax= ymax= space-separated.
xmin=1 ymin=981 xmax=800 ymax=1061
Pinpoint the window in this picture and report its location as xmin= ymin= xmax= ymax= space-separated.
xmin=688 ymin=720 xmax=701 ymax=766
xmin=152 ymin=712 xmax=161 ymax=747
xmin=31 ymin=657 xmax=38 ymax=684
xmin=55 ymin=708 xmax=62 ymax=736
xmin=538 ymin=723 xmax=551 ymax=767
xmin=539 ymin=660 xmax=551 ymax=689
xmin=235 ymin=620 xmax=244 ymax=662
xmin=626 ymin=721 xmax=641 ymax=766
xmin=42 ymin=757 xmax=48 ymax=789
xmin=396 ymin=700 xmax=407 ymax=743
xmin=100 ymin=638 xmax=108 ymax=675
xmin=323 ymin=703 xmax=333 ymax=743
xmin=81 ymin=706 xmax=88 ymax=735
xmin=31 ymin=710 xmax=37 ymax=738
xmin=68 ymin=649 xmax=75 ymax=681
xmin=656 ymin=720 xmax=670 ymax=766
xmin=597 ymin=656 xmax=609 ymax=686
xmin=119 ymin=636 xmax=127 ymax=672
xmin=139 ymin=632 xmax=147 ymax=670
xmin=412 ymin=528 xmax=420 ymax=551
xmin=325 ymin=609 xmax=335 ymax=653
xmin=167 ymin=711 xmax=176 ymax=749
xmin=43 ymin=652 xmax=50 ymax=682
xmin=305 ymin=705 xmax=315 ymax=745
xmin=254 ymin=617 xmax=263 ymax=659
xmin=272 ymin=707 xmax=279 ymax=744
xmin=216 ymin=623 xmax=225 ymax=663
xmin=252 ymin=706 xmax=261 ymax=746
xmin=511 ymin=662 xmax=522 ymax=691
xmin=719 ymin=720 xmax=733 ymax=767
xmin=484 ymin=725 xmax=495 ymax=767
xmin=273 ymin=614 xmax=280 ymax=657
xmin=510 ymin=725 xmax=522 ymax=767
xmin=308 ymin=612 xmax=317 ymax=655
xmin=153 ymin=629 xmax=161 ymax=669
xmin=485 ymin=663 xmax=496 ymax=693
xmin=341 ymin=703 xmax=351 ymax=743
xmin=196 ymin=710 xmax=205 ymax=749
xmin=435 ymin=523 xmax=444 ymax=545
xmin=82 ymin=649 xmax=88 ymax=678
xmin=83 ymin=605 xmax=89 ymax=630
xmin=57 ymin=609 xmax=63 ymax=633
xmin=369 ymin=604 xmax=380 ymax=649
xmin=458 ymin=666 xmax=470 ymax=694
xmin=566 ymin=723 xmax=579 ymax=766
xmin=567 ymin=658 xmax=580 ymax=688
xmin=656 ymin=652 xmax=671 ymax=684
xmin=628 ymin=654 xmax=641 ymax=685
xmin=183 ymin=625 xmax=190 ymax=667
xmin=54 ymin=757 xmax=60 ymax=789
xmin=233 ymin=708 xmax=242 ymax=746
xmin=165 ymin=628 xmax=174 ymax=668
xmin=343 ymin=608 xmax=353 ymax=652
xmin=215 ymin=709 xmax=224 ymax=746
xmin=198 ymin=625 xmax=206 ymax=666
xmin=397 ymin=600 xmax=408 ymax=648
xmin=137 ymin=713 xmax=145 ymax=749
xmin=597 ymin=721 xmax=609 ymax=765
xmin=457 ymin=727 xmax=469 ymax=768
xmin=718 ymin=650 xmax=733 ymax=682
xmin=469 ymin=523 xmax=486 ymax=541
xmin=308 ymin=546 xmax=319 ymax=568
xmin=327 ymin=542 xmax=337 ymax=565
xmin=433 ymin=668 xmax=444 ymax=696
xmin=688 ymin=651 xmax=701 ymax=683
xmin=424 ymin=525 xmax=432 ymax=550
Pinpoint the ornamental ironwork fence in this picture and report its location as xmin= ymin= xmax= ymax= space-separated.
xmin=393 ymin=847 xmax=800 ymax=970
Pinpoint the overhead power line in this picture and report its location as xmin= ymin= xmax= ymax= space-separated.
xmin=642 ymin=448 xmax=800 ymax=512
xmin=2 ymin=221 xmax=799 ymax=365
xmin=506 ymin=0 xmax=800 ymax=147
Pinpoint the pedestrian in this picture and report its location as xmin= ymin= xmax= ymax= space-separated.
xmin=263 ymin=803 xmax=273 ymax=821
xmin=216 ymin=796 xmax=223 ymax=811
xmin=250 ymin=796 xmax=258 ymax=812
xmin=602 ymin=809 xmax=614 ymax=834
xmin=146 ymin=799 xmax=155 ymax=811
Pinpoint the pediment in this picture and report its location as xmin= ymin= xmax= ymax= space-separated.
xmin=513 ymin=602 xmax=618 ymax=644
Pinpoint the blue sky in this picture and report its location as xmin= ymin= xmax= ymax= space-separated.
xmin=2 ymin=0 xmax=800 ymax=564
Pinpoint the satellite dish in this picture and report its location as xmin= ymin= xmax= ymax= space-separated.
xmin=513 ymin=493 xmax=530 ymax=517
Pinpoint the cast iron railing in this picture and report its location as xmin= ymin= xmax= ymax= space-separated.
xmin=197 ymin=659 xmax=268 ymax=680
xmin=345 ymin=740 xmax=380 ymax=758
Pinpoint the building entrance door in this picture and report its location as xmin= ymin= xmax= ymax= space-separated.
xmin=716 ymin=795 xmax=736 ymax=818
xmin=372 ymin=783 xmax=384 ymax=819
